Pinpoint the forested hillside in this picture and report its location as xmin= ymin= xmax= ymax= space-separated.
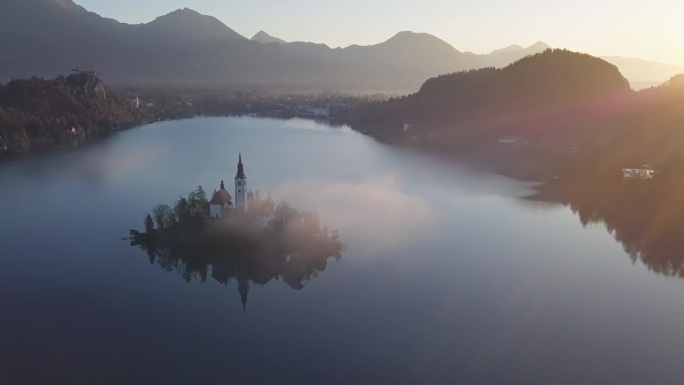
xmin=355 ymin=49 xmax=632 ymax=142
xmin=0 ymin=72 xmax=151 ymax=152
xmin=355 ymin=49 xmax=684 ymax=180
xmin=355 ymin=50 xmax=684 ymax=268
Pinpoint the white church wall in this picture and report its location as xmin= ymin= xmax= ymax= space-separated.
xmin=210 ymin=204 xmax=223 ymax=218
xmin=235 ymin=178 xmax=247 ymax=212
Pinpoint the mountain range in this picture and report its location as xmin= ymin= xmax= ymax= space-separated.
xmin=1 ymin=0 xmax=682 ymax=91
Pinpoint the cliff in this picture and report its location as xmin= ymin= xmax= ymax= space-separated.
xmin=0 ymin=72 xmax=151 ymax=153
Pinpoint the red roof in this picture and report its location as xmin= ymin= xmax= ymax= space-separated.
xmin=210 ymin=189 xmax=232 ymax=205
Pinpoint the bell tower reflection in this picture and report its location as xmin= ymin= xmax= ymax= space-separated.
xmin=130 ymin=214 xmax=343 ymax=312
xmin=238 ymin=272 xmax=249 ymax=312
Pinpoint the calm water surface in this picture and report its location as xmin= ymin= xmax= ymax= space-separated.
xmin=1 ymin=117 xmax=683 ymax=384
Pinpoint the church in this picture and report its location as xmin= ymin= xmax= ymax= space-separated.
xmin=209 ymin=154 xmax=248 ymax=218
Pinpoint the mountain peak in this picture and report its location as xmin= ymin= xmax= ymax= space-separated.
xmin=153 ymin=8 xmax=209 ymax=23
xmin=385 ymin=31 xmax=452 ymax=47
xmin=147 ymin=8 xmax=246 ymax=41
xmin=529 ymin=41 xmax=551 ymax=50
xmin=171 ymin=7 xmax=197 ymax=14
xmin=387 ymin=31 xmax=424 ymax=41
xmin=382 ymin=31 xmax=463 ymax=55
xmin=251 ymin=30 xmax=286 ymax=44
xmin=41 ymin=0 xmax=86 ymax=13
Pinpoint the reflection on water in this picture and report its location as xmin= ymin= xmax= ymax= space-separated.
xmin=536 ymin=170 xmax=684 ymax=278
xmin=129 ymin=206 xmax=343 ymax=311
xmin=4 ymin=117 xmax=684 ymax=384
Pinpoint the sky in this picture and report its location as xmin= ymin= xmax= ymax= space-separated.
xmin=74 ymin=0 xmax=684 ymax=66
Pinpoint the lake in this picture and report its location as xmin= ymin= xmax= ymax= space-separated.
xmin=1 ymin=117 xmax=683 ymax=385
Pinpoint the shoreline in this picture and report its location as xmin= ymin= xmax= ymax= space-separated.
xmin=2 ymin=113 xmax=562 ymax=202
xmin=0 ymin=112 xmax=348 ymax=158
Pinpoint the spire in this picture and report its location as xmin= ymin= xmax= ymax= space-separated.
xmin=220 ymin=180 xmax=225 ymax=190
xmin=240 ymin=287 xmax=248 ymax=312
xmin=238 ymin=274 xmax=249 ymax=312
xmin=235 ymin=153 xmax=246 ymax=180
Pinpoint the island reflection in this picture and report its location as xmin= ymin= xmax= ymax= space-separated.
xmin=128 ymin=187 xmax=343 ymax=310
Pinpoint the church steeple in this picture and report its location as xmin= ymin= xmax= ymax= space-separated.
xmin=234 ymin=154 xmax=247 ymax=212
xmin=235 ymin=153 xmax=246 ymax=180
xmin=238 ymin=273 xmax=249 ymax=312
xmin=220 ymin=180 xmax=225 ymax=190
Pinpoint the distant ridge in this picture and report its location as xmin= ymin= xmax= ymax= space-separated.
xmin=600 ymin=56 xmax=684 ymax=88
xmin=144 ymin=8 xmax=247 ymax=42
xmin=0 ymin=1 xmax=680 ymax=90
xmin=490 ymin=45 xmax=524 ymax=55
xmin=482 ymin=41 xmax=553 ymax=67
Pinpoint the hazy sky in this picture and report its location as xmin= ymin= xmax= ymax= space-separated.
xmin=74 ymin=0 xmax=684 ymax=65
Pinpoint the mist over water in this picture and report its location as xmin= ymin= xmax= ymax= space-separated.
xmin=274 ymin=175 xmax=436 ymax=254
xmin=1 ymin=117 xmax=684 ymax=384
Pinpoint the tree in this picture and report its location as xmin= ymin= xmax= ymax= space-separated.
xmin=174 ymin=197 xmax=191 ymax=226
xmin=188 ymin=185 xmax=207 ymax=208
xmin=152 ymin=204 xmax=174 ymax=229
xmin=144 ymin=214 xmax=155 ymax=233
xmin=167 ymin=212 xmax=178 ymax=228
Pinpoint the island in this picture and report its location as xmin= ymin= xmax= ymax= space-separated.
xmin=127 ymin=156 xmax=343 ymax=310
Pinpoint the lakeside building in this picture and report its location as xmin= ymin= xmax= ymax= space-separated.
xmin=623 ymin=165 xmax=657 ymax=180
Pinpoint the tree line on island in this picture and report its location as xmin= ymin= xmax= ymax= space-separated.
xmin=128 ymin=186 xmax=343 ymax=310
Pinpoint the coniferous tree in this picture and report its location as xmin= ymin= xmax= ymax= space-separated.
xmin=144 ymin=214 xmax=155 ymax=233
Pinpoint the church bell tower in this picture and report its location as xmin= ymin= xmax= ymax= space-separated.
xmin=235 ymin=154 xmax=247 ymax=212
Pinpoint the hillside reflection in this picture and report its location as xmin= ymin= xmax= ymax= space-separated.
xmin=538 ymin=175 xmax=684 ymax=278
xmin=129 ymin=212 xmax=343 ymax=311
